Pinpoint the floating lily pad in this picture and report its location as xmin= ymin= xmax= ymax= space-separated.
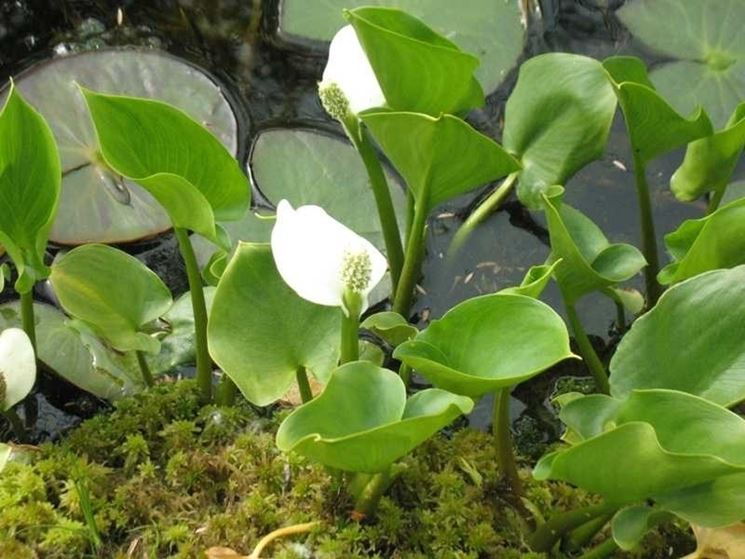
xmin=619 ymin=0 xmax=745 ymax=128
xmin=277 ymin=0 xmax=525 ymax=95
xmin=6 ymin=48 xmax=238 ymax=244
xmin=193 ymin=127 xmax=407 ymax=302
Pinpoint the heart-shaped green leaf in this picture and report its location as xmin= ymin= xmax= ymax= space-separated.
xmin=6 ymin=49 xmax=238 ymax=245
xmin=610 ymin=266 xmax=745 ymax=407
xmin=394 ymin=293 xmax=574 ymax=398
xmin=503 ymin=53 xmax=617 ymax=208
xmin=603 ymin=56 xmax=713 ymax=166
xmin=208 ymin=243 xmax=340 ymax=406
xmin=611 ymin=506 xmax=674 ymax=551
xmin=535 ymin=389 xmax=745 ymax=527
xmin=0 ymin=84 xmax=60 ymax=293
xmin=360 ymin=311 xmax=417 ymax=347
xmin=498 ymin=261 xmax=560 ymax=299
xmin=276 ymin=361 xmax=473 ymax=472
xmin=658 ymin=198 xmax=745 ymax=285
xmin=278 ymin=0 xmax=524 ymax=96
xmin=0 ymin=302 xmax=143 ymax=400
xmin=49 ymin=244 xmax=172 ymax=354
xmin=362 ymin=111 xmax=520 ymax=214
xmin=618 ymin=0 xmax=745 ymax=129
xmin=543 ymin=186 xmax=646 ymax=304
xmin=346 ymin=7 xmax=482 ymax=115
xmin=81 ymin=88 xmax=249 ymax=249
xmin=671 ymin=103 xmax=745 ymax=201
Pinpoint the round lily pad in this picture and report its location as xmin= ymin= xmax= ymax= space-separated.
xmin=276 ymin=0 xmax=525 ymax=95
xmin=619 ymin=0 xmax=745 ymax=128
xmin=7 ymin=48 xmax=239 ymax=244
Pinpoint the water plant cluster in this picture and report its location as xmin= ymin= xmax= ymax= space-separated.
xmin=1 ymin=1 xmax=745 ymax=557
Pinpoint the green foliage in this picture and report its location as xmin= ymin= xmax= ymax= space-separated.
xmin=498 ymin=261 xmax=560 ymax=299
xmin=542 ymin=186 xmax=646 ymax=304
xmin=346 ymin=7 xmax=483 ymax=115
xmin=49 ymin=244 xmax=172 ymax=354
xmin=80 ymin=88 xmax=249 ymax=249
xmin=671 ymin=103 xmax=745 ymax=201
xmin=503 ymin=53 xmax=617 ymax=208
xmin=394 ymin=293 xmax=574 ymax=398
xmin=362 ymin=111 xmax=520 ymax=214
xmin=208 ymin=243 xmax=339 ymax=406
xmin=360 ymin=311 xmax=417 ymax=347
xmin=602 ymin=56 xmax=713 ymax=166
xmin=0 ymin=84 xmax=60 ymax=293
xmin=277 ymin=362 xmax=472 ymax=472
xmin=535 ymin=389 xmax=745 ymax=528
xmin=610 ymin=266 xmax=745 ymax=407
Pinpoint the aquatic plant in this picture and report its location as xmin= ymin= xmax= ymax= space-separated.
xmin=0 ymin=328 xmax=35 ymax=440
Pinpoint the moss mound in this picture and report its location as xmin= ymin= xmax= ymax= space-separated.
xmin=0 ymin=381 xmax=692 ymax=558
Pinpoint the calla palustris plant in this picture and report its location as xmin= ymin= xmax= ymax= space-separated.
xmin=602 ymin=55 xmax=713 ymax=305
xmin=658 ymin=197 xmax=745 ymax=285
xmin=0 ymin=327 xmax=36 ymax=440
xmin=531 ymin=389 xmax=745 ymax=554
xmin=49 ymin=243 xmax=173 ymax=387
xmin=362 ymin=110 xmax=520 ymax=315
xmin=208 ymin=242 xmax=340 ymax=406
xmin=452 ymin=53 xmax=617 ymax=251
xmin=542 ymin=185 xmax=645 ymax=392
xmin=611 ymin=266 xmax=745 ymax=408
xmin=80 ymin=88 xmax=250 ymax=403
xmin=275 ymin=361 xmax=473 ymax=516
xmin=0 ymin=84 xmax=61 ymax=347
xmin=671 ymin=102 xmax=745 ymax=212
xmin=497 ymin=261 xmax=561 ymax=299
xmin=394 ymin=292 xmax=574 ymax=497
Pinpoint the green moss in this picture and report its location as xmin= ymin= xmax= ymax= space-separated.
xmin=0 ymin=380 xmax=693 ymax=557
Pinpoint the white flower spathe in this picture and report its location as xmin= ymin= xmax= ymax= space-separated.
xmin=0 ymin=328 xmax=36 ymax=411
xmin=320 ymin=25 xmax=386 ymax=115
xmin=271 ymin=200 xmax=387 ymax=312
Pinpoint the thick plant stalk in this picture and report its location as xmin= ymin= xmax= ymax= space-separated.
xmin=20 ymin=289 xmax=36 ymax=349
xmin=493 ymin=388 xmax=523 ymax=498
xmin=578 ymin=538 xmax=619 ymax=559
xmin=564 ymin=512 xmax=615 ymax=552
xmin=174 ymin=228 xmax=212 ymax=402
xmin=215 ymin=375 xmax=238 ymax=406
xmin=632 ymin=156 xmax=661 ymax=306
xmin=295 ymin=367 xmax=313 ymax=403
xmin=393 ymin=200 xmax=427 ymax=317
xmin=529 ymin=502 xmax=618 ymax=552
xmin=350 ymin=468 xmax=395 ymax=519
xmin=565 ymin=302 xmax=610 ymax=394
xmin=340 ymin=292 xmax=362 ymax=364
xmin=342 ymin=117 xmax=404 ymax=295
xmin=707 ymin=189 xmax=724 ymax=214
xmin=135 ymin=351 xmax=155 ymax=387
xmin=449 ymin=172 xmax=519 ymax=259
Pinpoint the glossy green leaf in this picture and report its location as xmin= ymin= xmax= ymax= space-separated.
xmin=602 ymin=287 xmax=645 ymax=315
xmin=278 ymin=0 xmax=524 ymax=95
xmin=394 ymin=293 xmax=574 ymax=398
xmin=192 ymin=128 xmax=405 ymax=303
xmin=655 ymin=472 xmax=745 ymax=528
xmin=6 ymin=49 xmax=237 ymax=245
xmin=671 ymin=104 xmax=745 ymax=201
xmin=346 ymin=7 xmax=482 ymax=115
xmin=208 ymin=243 xmax=340 ymax=406
xmin=611 ymin=506 xmax=674 ymax=551
xmin=610 ymin=266 xmax=745 ymax=407
xmin=498 ymin=261 xmax=560 ymax=298
xmin=0 ymin=302 xmax=142 ymax=400
xmin=603 ymin=56 xmax=713 ymax=165
xmin=543 ymin=186 xmax=646 ymax=304
xmin=362 ymin=111 xmax=520 ymax=214
xmin=81 ymin=88 xmax=249 ymax=249
xmin=276 ymin=361 xmax=473 ymax=472
xmin=360 ymin=311 xmax=417 ymax=347
xmin=0 ymin=84 xmax=60 ymax=293
xmin=503 ymin=53 xmax=617 ymax=208
xmin=618 ymin=0 xmax=745 ymax=128
xmin=49 ymin=244 xmax=172 ymax=354
xmin=658 ymin=198 xmax=745 ymax=284
xmin=535 ymin=389 xmax=745 ymax=526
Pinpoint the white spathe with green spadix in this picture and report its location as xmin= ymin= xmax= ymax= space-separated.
xmin=270 ymin=200 xmax=387 ymax=313
xmin=0 ymin=328 xmax=36 ymax=411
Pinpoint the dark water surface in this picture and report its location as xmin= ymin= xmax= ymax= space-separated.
xmin=0 ymin=0 xmax=729 ymax=444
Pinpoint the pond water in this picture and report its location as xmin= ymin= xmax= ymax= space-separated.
xmin=0 ymin=0 xmax=733 ymax=447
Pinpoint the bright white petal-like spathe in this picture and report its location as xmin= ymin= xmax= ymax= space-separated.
xmin=0 ymin=328 xmax=36 ymax=410
xmin=321 ymin=25 xmax=386 ymax=114
xmin=271 ymin=200 xmax=387 ymax=312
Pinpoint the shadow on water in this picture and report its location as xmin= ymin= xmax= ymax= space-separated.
xmin=1 ymin=0 xmax=737 ymax=446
